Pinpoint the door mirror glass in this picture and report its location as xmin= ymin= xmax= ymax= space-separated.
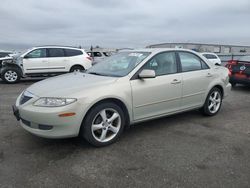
xmin=139 ymin=69 xmax=156 ymax=79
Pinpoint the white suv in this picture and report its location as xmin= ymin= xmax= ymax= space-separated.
xmin=201 ymin=52 xmax=221 ymax=65
xmin=0 ymin=46 xmax=92 ymax=83
xmin=87 ymin=51 xmax=111 ymax=64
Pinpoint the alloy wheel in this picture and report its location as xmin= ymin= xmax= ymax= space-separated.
xmin=4 ymin=70 xmax=18 ymax=82
xmin=208 ymin=91 xmax=221 ymax=114
xmin=91 ymin=108 xmax=121 ymax=143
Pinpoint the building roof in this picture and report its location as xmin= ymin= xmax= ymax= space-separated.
xmin=147 ymin=42 xmax=250 ymax=48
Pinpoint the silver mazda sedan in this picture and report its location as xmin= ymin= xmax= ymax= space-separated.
xmin=13 ymin=48 xmax=231 ymax=146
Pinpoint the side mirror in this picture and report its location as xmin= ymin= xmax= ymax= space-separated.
xmin=138 ymin=69 xmax=156 ymax=79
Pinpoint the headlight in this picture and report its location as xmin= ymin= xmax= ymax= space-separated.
xmin=33 ymin=97 xmax=77 ymax=107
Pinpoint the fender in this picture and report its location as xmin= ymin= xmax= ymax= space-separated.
xmin=0 ymin=57 xmax=24 ymax=76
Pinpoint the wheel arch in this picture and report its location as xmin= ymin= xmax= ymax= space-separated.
xmin=212 ymin=84 xmax=224 ymax=98
xmin=70 ymin=64 xmax=85 ymax=71
xmin=202 ymin=83 xmax=224 ymax=107
xmin=1 ymin=63 xmax=23 ymax=74
xmin=80 ymin=97 xmax=131 ymax=134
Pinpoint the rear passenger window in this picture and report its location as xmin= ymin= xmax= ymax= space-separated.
xmin=48 ymin=48 xmax=64 ymax=57
xmin=179 ymin=52 xmax=208 ymax=72
xmin=64 ymin=49 xmax=83 ymax=57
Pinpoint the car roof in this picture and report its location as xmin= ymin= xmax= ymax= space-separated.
xmin=122 ymin=48 xmax=198 ymax=54
xmin=32 ymin=46 xmax=85 ymax=51
xmin=201 ymin=52 xmax=217 ymax=55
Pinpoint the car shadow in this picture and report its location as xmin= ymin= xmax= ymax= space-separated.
xmin=232 ymin=84 xmax=250 ymax=92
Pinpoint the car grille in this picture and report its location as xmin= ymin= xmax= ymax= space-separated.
xmin=20 ymin=93 xmax=33 ymax=105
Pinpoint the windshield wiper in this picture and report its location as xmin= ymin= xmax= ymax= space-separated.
xmin=87 ymin=71 xmax=121 ymax=77
xmin=87 ymin=72 xmax=105 ymax=76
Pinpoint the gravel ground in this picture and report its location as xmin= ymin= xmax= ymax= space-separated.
xmin=0 ymin=78 xmax=250 ymax=188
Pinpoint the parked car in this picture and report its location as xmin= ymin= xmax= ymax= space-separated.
xmin=225 ymin=55 xmax=250 ymax=86
xmin=201 ymin=52 xmax=221 ymax=65
xmin=87 ymin=51 xmax=111 ymax=64
xmin=0 ymin=46 xmax=92 ymax=83
xmin=13 ymin=48 xmax=231 ymax=147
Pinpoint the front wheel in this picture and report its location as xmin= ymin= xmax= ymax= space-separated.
xmin=81 ymin=102 xmax=125 ymax=147
xmin=1 ymin=67 xmax=21 ymax=84
xmin=201 ymin=87 xmax=222 ymax=116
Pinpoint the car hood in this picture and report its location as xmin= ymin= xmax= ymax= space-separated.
xmin=27 ymin=72 xmax=118 ymax=97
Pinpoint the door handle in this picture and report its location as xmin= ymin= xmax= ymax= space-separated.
xmin=206 ymin=73 xmax=213 ymax=77
xmin=171 ymin=79 xmax=181 ymax=84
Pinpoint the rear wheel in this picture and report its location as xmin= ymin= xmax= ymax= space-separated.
xmin=201 ymin=87 xmax=222 ymax=116
xmin=81 ymin=102 xmax=125 ymax=147
xmin=1 ymin=67 xmax=21 ymax=84
xmin=70 ymin=65 xmax=84 ymax=72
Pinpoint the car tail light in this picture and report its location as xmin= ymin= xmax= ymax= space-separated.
xmin=225 ymin=60 xmax=237 ymax=71
xmin=86 ymin=56 xmax=92 ymax=61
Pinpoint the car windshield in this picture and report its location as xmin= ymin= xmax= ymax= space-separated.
xmin=86 ymin=51 xmax=150 ymax=77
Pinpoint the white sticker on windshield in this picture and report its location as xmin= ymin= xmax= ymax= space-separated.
xmin=129 ymin=53 xmax=143 ymax=57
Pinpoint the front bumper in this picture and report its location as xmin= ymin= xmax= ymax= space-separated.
xmin=14 ymin=94 xmax=87 ymax=139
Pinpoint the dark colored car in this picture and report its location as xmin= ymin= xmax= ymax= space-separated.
xmin=225 ymin=56 xmax=250 ymax=86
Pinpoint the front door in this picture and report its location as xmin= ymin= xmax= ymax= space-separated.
xmin=130 ymin=51 xmax=182 ymax=121
xmin=23 ymin=48 xmax=49 ymax=74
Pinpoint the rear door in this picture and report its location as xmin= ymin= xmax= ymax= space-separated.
xmin=47 ymin=48 xmax=67 ymax=72
xmin=130 ymin=51 xmax=182 ymax=120
xmin=23 ymin=48 xmax=49 ymax=74
xmin=178 ymin=51 xmax=212 ymax=109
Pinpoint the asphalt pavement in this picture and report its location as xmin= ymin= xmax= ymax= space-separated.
xmin=0 ymin=79 xmax=250 ymax=188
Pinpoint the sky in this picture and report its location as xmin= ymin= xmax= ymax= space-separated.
xmin=0 ymin=0 xmax=250 ymax=51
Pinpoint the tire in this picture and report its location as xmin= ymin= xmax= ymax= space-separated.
xmin=230 ymin=82 xmax=236 ymax=87
xmin=1 ymin=67 xmax=21 ymax=84
xmin=81 ymin=102 xmax=125 ymax=147
xmin=70 ymin=65 xmax=84 ymax=72
xmin=201 ymin=87 xmax=222 ymax=116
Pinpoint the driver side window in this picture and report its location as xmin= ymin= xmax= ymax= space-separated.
xmin=25 ymin=49 xmax=47 ymax=58
xmin=143 ymin=52 xmax=177 ymax=76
